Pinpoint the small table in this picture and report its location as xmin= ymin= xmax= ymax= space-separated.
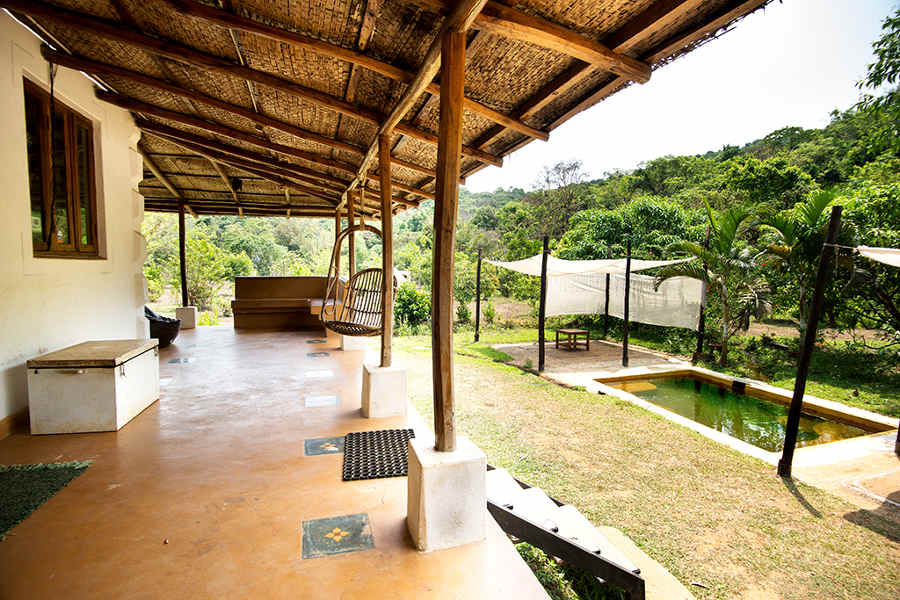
xmin=555 ymin=329 xmax=589 ymax=351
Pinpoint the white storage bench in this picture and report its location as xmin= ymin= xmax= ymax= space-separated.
xmin=26 ymin=339 xmax=160 ymax=434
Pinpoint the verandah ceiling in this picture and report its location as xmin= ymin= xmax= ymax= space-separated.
xmin=5 ymin=0 xmax=772 ymax=217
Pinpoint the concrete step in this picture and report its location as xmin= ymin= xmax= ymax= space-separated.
xmin=555 ymin=505 xmax=639 ymax=574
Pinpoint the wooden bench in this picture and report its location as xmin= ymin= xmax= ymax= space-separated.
xmin=231 ymin=276 xmax=344 ymax=330
xmin=555 ymin=328 xmax=590 ymax=351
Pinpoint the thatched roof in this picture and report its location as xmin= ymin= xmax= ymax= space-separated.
xmin=7 ymin=0 xmax=772 ymax=218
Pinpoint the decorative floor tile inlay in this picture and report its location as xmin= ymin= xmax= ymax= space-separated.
xmin=307 ymin=352 xmax=329 ymax=358
xmin=306 ymin=339 xmax=327 ymax=344
xmin=305 ymin=369 xmax=334 ymax=379
xmin=305 ymin=395 xmax=339 ymax=408
xmin=167 ymin=357 xmax=193 ymax=364
xmin=301 ymin=513 xmax=374 ymax=559
xmin=304 ymin=436 xmax=345 ymax=456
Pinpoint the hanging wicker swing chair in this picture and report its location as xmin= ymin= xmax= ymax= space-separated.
xmin=320 ymin=223 xmax=396 ymax=337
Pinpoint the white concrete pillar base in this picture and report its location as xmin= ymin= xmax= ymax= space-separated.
xmin=341 ymin=334 xmax=368 ymax=351
xmin=176 ymin=306 xmax=197 ymax=329
xmin=407 ymin=435 xmax=487 ymax=552
xmin=361 ymin=363 xmax=407 ymax=418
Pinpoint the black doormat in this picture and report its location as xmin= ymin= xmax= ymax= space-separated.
xmin=0 ymin=461 xmax=90 ymax=539
xmin=342 ymin=429 xmax=415 ymax=481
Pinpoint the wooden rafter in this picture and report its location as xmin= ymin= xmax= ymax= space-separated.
xmin=160 ymin=0 xmax=547 ymax=141
xmin=405 ymin=0 xmax=651 ymax=82
xmin=349 ymin=0 xmax=490 ymax=198
xmin=473 ymin=0 xmax=704 ymax=151
xmin=136 ymin=145 xmax=196 ymax=217
xmin=207 ymin=158 xmax=243 ymax=216
xmin=44 ymin=47 xmax=468 ymax=184
xmin=11 ymin=1 xmax=502 ymax=166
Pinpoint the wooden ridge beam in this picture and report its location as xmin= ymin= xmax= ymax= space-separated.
xmin=10 ymin=3 xmax=501 ymax=167
xmin=405 ymin=0 xmax=650 ymax=83
xmin=349 ymin=0 xmax=490 ymax=198
xmin=159 ymin=0 xmax=546 ymax=141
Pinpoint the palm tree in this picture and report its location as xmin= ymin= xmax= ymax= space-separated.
xmin=758 ymin=190 xmax=835 ymax=333
xmin=656 ymin=203 xmax=771 ymax=365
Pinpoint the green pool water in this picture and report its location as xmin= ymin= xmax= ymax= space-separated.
xmin=632 ymin=377 xmax=867 ymax=452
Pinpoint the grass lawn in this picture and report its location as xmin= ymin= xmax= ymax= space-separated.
xmin=395 ymin=335 xmax=900 ymax=600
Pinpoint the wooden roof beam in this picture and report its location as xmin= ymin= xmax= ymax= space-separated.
xmin=406 ymin=0 xmax=650 ymax=83
xmin=44 ymin=47 xmax=465 ymax=183
xmin=135 ymin=120 xmax=350 ymax=192
xmin=207 ymin=158 xmax=243 ymax=217
xmin=143 ymin=132 xmax=343 ymax=206
xmin=473 ymin=0 xmax=705 ymax=150
xmin=349 ymin=0 xmax=490 ymax=199
xmin=159 ymin=0 xmax=547 ymax=141
xmin=13 ymin=3 xmax=501 ymax=166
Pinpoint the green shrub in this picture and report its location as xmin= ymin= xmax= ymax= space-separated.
xmin=394 ymin=282 xmax=430 ymax=328
xmin=456 ymin=303 xmax=471 ymax=324
xmin=197 ymin=310 xmax=220 ymax=326
xmin=484 ymin=299 xmax=497 ymax=325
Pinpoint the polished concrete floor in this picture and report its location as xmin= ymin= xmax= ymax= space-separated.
xmin=0 ymin=326 xmax=548 ymax=599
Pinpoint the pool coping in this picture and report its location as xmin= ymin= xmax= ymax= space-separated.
xmin=546 ymin=365 xmax=897 ymax=467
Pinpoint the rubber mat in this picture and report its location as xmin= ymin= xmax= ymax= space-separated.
xmin=342 ymin=429 xmax=415 ymax=481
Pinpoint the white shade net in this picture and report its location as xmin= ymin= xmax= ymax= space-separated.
xmin=488 ymin=254 xmax=704 ymax=330
xmin=858 ymin=246 xmax=900 ymax=268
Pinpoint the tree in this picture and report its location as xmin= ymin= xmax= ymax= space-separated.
xmin=758 ymin=191 xmax=839 ymax=332
xmin=175 ymin=232 xmax=229 ymax=310
xmin=394 ymin=282 xmax=430 ymax=328
xmin=856 ymin=8 xmax=900 ymax=155
xmin=527 ymin=159 xmax=590 ymax=238
xmin=657 ymin=204 xmax=771 ymax=365
xmin=724 ymin=156 xmax=815 ymax=210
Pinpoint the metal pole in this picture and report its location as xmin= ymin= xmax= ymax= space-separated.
xmin=694 ymin=227 xmax=710 ymax=362
xmin=778 ymin=206 xmax=842 ymax=478
xmin=538 ymin=236 xmax=549 ymax=372
xmin=603 ymin=248 xmax=611 ymax=339
xmin=178 ymin=201 xmax=188 ymax=307
xmin=622 ymin=239 xmax=632 ymax=368
xmin=474 ymin=250 xmax=482 ymax=342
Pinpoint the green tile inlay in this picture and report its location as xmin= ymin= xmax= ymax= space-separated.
xmin=304 ymin=436 xmax=345 ymax=456
xmin=301 ymin=513 xmax=374 ymax=559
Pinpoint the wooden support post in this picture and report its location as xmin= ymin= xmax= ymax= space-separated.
xmin=334 ymin=211 xmax=341 ymax=276
xmin=178 ymin=201 xmax=188 ymax=307
xmin=622 ymin=239 xmax=632 ymax=368
xmin=348 ymin=186 xmax=357 ymax=277
xmin=432 ymin=29 xmax=466 ymax=453
xmin=694 ymin=227 xmax=711 ymax=363
xmin=538 ymin=236 xmax=549 ymax=372
xmin=778 ymin=206 xmax=842 ymax=478
xmin=474 ymin=250 xmax=482 ymax=343
xmin=379 ymin=134 xmax=393 ymax=368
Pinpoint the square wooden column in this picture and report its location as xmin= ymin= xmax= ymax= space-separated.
xmin=431 ymin=29 xmax=466 ymax=452
xmin=379 ymin=134 xmax=394 ymax=368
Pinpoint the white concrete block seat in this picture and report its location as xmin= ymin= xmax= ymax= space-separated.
xmin=486 ymin=466 xmax=646 ymax=598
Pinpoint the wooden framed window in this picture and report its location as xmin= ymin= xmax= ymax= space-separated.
xmin=24 ymin=78 xmax=99 ymax=258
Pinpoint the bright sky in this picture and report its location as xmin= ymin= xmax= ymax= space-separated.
xmin=465 ymin=0 xmax=898 ymax=193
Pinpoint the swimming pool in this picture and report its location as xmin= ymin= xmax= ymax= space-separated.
xmin=607 ymin=376 xmax=868 ymax=452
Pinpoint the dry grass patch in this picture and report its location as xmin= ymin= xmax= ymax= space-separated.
xmin=396 ymin=337 xmax=900 ymax=600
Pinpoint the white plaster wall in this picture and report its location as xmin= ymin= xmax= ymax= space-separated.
xmin=0 ymin=13 xmax=148 ymax=423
